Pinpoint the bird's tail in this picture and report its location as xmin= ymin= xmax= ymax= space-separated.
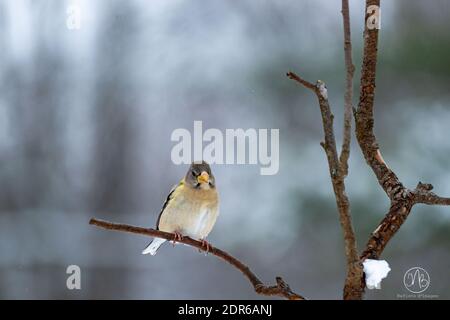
xmin=142 ymin=238 xmax=166 ymax=255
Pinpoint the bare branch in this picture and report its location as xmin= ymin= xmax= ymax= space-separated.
xmin=287 ymin=71 xmax=362 ymax=300
xmin=286 ymin=71 xmax=317 ymax=92
xmin=358 ymin=184 xmax=449 ymax=261
xmin=416 ymin=195 xmax=450 ymax=206
xmin=361 ymin=201 xmax=414 ymax=260
xmin=355 ymin=0 xmax=403 ymax=200
xmin=89 ymin=218 xmax=305 ymax=300
xmin=352 ymin=0 xmax=449 ymax=297
xmin=339 ymin=0 xmax=355 ymax=177
xmin=357 ymin=183 xmax=450 ymax=261
xmin=339 ymin=0 xmax=364 ymax=300
xmin=352 ymin=0 xmax=410 ymax=297
xmin=287 ymin=0 xmax=448 ymax=300
xmin=413 ymin=182 xmax=450 ymax=206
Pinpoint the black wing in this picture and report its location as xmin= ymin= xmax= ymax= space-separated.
xmin=155 ymin=182 xmax=181 ymax=230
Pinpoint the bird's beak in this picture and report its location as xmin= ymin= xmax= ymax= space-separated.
xmin=197 ymin=171 xmax=210 ymax=184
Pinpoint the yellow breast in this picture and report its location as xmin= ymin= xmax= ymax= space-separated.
xmin=158 ymin=184 xmax=219 ymax=239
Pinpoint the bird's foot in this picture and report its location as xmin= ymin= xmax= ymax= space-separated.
xmin=172 ymin=231 xmax=183 ymax=246
xmin=199 ymin=239 xmax=211 ymax=254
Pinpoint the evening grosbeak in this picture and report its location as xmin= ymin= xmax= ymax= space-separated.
xmin=142 ymin=161 xmax=219 ymax=255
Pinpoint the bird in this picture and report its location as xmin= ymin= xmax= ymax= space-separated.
xmin=142 ymin=161 xmax=219 ymax=255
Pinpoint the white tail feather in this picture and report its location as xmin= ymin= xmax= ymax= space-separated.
xmin=142 ymin=238 xmax=166 ymax=255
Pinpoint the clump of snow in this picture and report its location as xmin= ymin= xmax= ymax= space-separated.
xmin=363 ymin=259 xmax=391 ymax=289
xmin=317 ymin=80 xmax=328 ymax=99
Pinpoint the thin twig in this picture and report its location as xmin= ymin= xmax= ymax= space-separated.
xmin=287 ymin=71 xmax=362 ymax=300
xmin=89 ymin=218 xmax=305 ymax=300
xmin=286 ymin=72 xmax=316 ymax=91
xmin=413 ymin=182 xmax=450 ymax=205
xmin=339 ymin=0 xmax=364 ymax=300
xmin=339 ymin=0 xmax=354 ymax=178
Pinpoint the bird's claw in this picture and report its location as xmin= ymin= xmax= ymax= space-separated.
xmin=200 ymin=239 xmax=211 ymax=254
xmin=172 ymin=231 xmax=183 ymax=246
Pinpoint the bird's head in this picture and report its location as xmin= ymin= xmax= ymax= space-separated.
xmin=185 ymin=161 xmax=215 ymax=190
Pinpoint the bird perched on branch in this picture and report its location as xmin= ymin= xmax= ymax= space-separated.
xmin=142 ymin=161 xmax=219 ymax=255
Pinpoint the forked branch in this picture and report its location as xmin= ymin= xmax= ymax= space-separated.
xmin=354 ymin=0 xmax=450 ymax=296
xmin=287 ymin=71 xmax=362 ymax=300
xmin=288 ymin=0 xmax=449 ymax=300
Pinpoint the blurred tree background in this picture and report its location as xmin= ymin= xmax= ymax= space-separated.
xmin=0 ymin=0 xmax=449 ymax=299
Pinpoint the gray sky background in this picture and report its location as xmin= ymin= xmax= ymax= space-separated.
xmin=0 ymin=0 xmax=449 ymax=299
